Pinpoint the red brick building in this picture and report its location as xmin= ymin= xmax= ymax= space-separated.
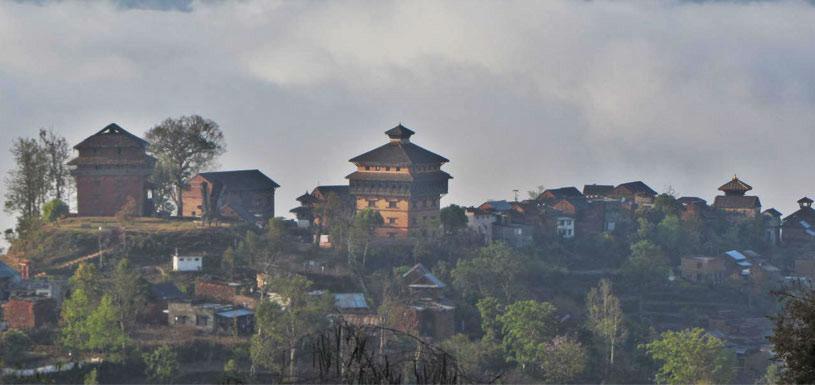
xmin=782 ymin=197 xmax=815 ymax=244
xmin=2 ymin=297 xmax=57 ymax=330
xmin=69 ymin=123 xmax=155 ymax=216
xmin=182 ymin=170 xmax=279 ymax=225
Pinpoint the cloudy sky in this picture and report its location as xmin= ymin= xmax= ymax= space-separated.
xmin=1 ymin=0 xmax=814 ymax=236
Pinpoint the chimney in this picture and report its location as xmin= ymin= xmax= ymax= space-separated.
xmin=18 ymin=260 xmax=30 ymax=280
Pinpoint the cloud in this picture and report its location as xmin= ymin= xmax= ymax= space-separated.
xmin=1 ymin=0 xmax=814 ymax=238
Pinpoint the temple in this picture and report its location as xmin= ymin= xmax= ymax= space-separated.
xmin=346 ymin=124 xmax=451 ymax=239
xmin=712 ymin=176 xmax=761 ymax=219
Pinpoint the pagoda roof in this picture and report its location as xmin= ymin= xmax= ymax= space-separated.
xmin=718 ymin=176 xmax=752 ymax=194
xmin=798 ymin=197 xmax=814 ymax=205
xmin=385 ymin=123 xmax=415 ymax=140
xmin=713 ymin=195 xmax=761 ymax=209
xmin=345 ymin=170 xmax=452 ymax=183
xmin=350 ymin=126 xmax=448 ymax=166
xmin=74 ymin=123 xmax=149 ymax=149
xmin=296 ymin=191 xmax=319 ymax=204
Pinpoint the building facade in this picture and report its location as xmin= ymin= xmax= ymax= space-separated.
xmin=712 ymin=176 xmax=761 ymax=219
xmin=69 ymin=123 xmax=155 ymax=216
xmin=182 ymin=169 xmax=279 ymax=225
xmin=347 ymin=124 xmax=451 ymax=239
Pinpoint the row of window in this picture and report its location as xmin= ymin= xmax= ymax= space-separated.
xmin=364 ymin=166 xmax=402 ymax=172
xmin=365 ymin=199 xmax=439 ymax=209
xmin=362 ymin=165 xmax=440 ymax=172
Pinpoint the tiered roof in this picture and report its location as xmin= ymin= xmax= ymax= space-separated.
xmin=349 ymin=124 xmax=448 ymax=166
xmin=718 ymin=176 xmax=752 ymax=196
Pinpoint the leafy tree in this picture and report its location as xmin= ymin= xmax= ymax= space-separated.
xmin=1 ymin=329 xmax=31 ymax=367
xmin=622 ymin=240 xmax=670 ymax=288
xmin=42 ymin=198 xmax=69 ymax=222
xmin=142 ymin=345 xmax=179 ymax=384
xmin=110 ymin=259 xmax=148 ymax=338
xmin=476 ymin=296 xmax=504 ymax=342
xmin=537 ymin=335 xmax=587 ymax=384
xmin=586 ymin=279 xmax=627 ymax=375
xmin=440 ymin=204 xmax=468 ymax=234
xmin=38 ymin=128 xmax=71 ymax=201
xmin=60 ymin=287 xmax=93 ymax=352
xmin=642 ymin=328 xmax=735 ymax=385
xmin=770 ymin=288 xmax=815 ymax=384
xmin=757 ymin=364 xmax=781 ymax=385
xmin=348 ymin=208 xmax=384 ymax=267
xmin=452 ymin=242 xmax=530 ymax=303
xmin=145 ymin=115 xmax=226 ymax=216
xmin=250 ymin=275 xmax=333 ymax=380
xmin=69 ymin=263 xmax=102 ymax=303
xmin=83 ymin=368 xmax=99 ymax=385
xmin=440 ymin=334 xmax=505 ymax=383
xmin=84 ymin=295 xmax=129 ymax=357
xmin=498 ymin=300 xmax=558 ymax=369
xmin=4 ymin=137 xmax=49 ymax=220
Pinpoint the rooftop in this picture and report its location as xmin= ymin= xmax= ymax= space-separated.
xmin=350 ymin=125 xmax=448 ymax=166
xmin=719 ymin=176 xmax=752 ymax=196
xmin=199 ymin=169 xmax=280 ymax=191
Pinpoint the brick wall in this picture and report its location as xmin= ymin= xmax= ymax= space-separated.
xmin=2 ymin=298 xmax=56 ymax=330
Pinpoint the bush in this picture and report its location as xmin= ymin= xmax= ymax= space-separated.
xmin=42 ymin=199 xmax=70 ymax=223
xmin=1 ymin=329 xmax=31 ymax=367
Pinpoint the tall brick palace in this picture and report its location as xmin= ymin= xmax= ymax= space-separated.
xmin=69 ymin=123 xmax=155 ymax=216
xmin=347 ymin=124 xmax=451 ymax=238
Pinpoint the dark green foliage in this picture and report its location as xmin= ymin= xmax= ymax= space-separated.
xmin=42 ymin=199 xmax=69 ymax=222
xmin=642 ymin=328 xmax=735 ymax=385
xmin=770 ymin=288 xmax=815 ymax=384
xmin=1 ymin=329 xmax=31 ymax=367
xmin=142 ymin=345 xmax=179 ymax=384
xmin=440 ymin=204 xmax=468 ymax=234
xmin=452 ymin=242 xmax=531 ymax=303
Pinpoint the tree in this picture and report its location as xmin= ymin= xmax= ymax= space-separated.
xmin=145 ymin=115 xmax=226 ymax=216
xmin=60 ymin=287 xmax=93 ymax=352
xmin=440 ymin=204 xmax=468 ymax=234
xmin=110 ymin=259 xmax=148 ymax=339
xmin=452 ymin=242 xmax=530 ymax=303
xmin=348 ymin=208 xmax=384 ymax=267
xmin=1 ymin=329 xmax=31 ymax=367
xmin=622 ymin=240 xmax=670 ymax=288
xmin=4 ymin=137 xmax=49 ymax=220
xmin=477 ymin=296 xmax=504 ymax=342
xmin=142 ymin=345 xmax=179 ymax=384
xmin=84 ymin=295 xmax=129 ymax=357
xmin=770 ymin=288 xmax=815 ymax=384
xmin=250 ymin=274 xmax=333 ymax=380
xmin=537 ymin=335 xmax=587 ymax=384
xmin=440 ymin=334 xmax=505 ymax=383
xmin=38 ymin=128 xmax=71 ymax=200
xmin=498 ymin=300 xmax=558 ymax=369
xmin=84 ymin=368 xmax=100 ymax=385
xmin=69 ymin=263 xmax=102 ymax=303
xmin=643 ymin=328 xmax=735 ymax=385
xmin=586 ymin=279 xmax=626 ymax=375
xmin=42 ymin=198 xmax=69 ymax=222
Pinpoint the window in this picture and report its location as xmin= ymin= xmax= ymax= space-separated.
xmin=389 ymin=201 xmax=398 ymax=208
xmin=396 ymin=167 xmax=401 ymax=172
xmin=196 ymin=315 xmax=209 ymax=326
xmin=191 ymin=211 xmax=197 ymax=216
xmin=385 ymin=167 xmax=391 ymax=171
xmin=375 ymin=166 xmax=381 ymax=171
xmin=365 ymin=166 xmax=371 ymax=171
xmin=388 ymin=217 xmax=397 ymax=225
xmin=696 ymin=262 xmax=702 ymax=269
xmin=194 ymin=258 xmax=200 ymax=262
xmin=367 ymin=200 xmax=377 ymax=208
xmin=175 ymin=315 xmax=188 ymax=325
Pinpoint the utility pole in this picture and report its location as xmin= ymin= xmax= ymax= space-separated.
xmin=98 ymin=226 xmax=103 ymax=268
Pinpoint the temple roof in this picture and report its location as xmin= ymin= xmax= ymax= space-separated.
xmin=198 ymin=169 xmax=280 ymax=191
xmin=74 ymin=123 xmax=149 ymax=149
xmin=346 ymin=170 xmax=452 ymax=183
xmin=614 ymin=181 xmax=658 ymax=196
xmin=385 ymin=123 xmax=415 ymax=140
xmin=350 ymin=125 xmax=448 ymax=166
xmin=713 ymin=195 xmax=761 ymax=210
xmin=719 ymin=176 xmax=752 ymax=195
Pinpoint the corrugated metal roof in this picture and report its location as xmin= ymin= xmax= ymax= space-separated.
xmin=217 ymin=309 xmax=254 ymax=318
xmin=334 ymin=293 xmax=368 ymax=310
xmin=725 ymin=250 xmax=747 ymax=261
xmin=0 ymin=261 xmax=21 ymax=280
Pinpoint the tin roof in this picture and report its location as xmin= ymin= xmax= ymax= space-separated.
xmin=217 ymin=308 xmax=254 ymax=318
xmin=0 ymin=261 xmax=21 ymax=280
xmin=334 ymin=293 xmax=369 ymax=310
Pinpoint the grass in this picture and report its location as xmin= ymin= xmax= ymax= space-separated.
xmin=51 ymin=217 xmax=234 ymax=233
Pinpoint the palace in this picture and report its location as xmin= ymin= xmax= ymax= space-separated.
xmin=347 ymin=124 xmax=451 ymax=239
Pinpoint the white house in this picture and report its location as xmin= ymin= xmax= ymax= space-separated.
xmin=172 ymin=252 xmax=204 ymax=272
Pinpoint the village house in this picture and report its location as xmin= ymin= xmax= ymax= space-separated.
xmin=781 ymin=197 xmax=815 ymax=244
xmin=611 ymin=181 xmax=658 ymax=207
xmin=583 ymin=184 xmax=614 ymax=201
xmin=332 ymin=293 xmax=381 ymax=327
xmin=466 ymin=200 xmax=535 ymax=247
xmin=0 ymin=260 xmax=21 ymax=300
xmin=537 ymin=186 xmax=584 ymax=202
xmin=712 ymin=176 xmax=761 ymax=219
xmin=9 ymin=278 xmax=67 ymax=305
xmin=2 ymin=296 xmax=57 ymax=330
xmin=69 ymin=123 xmax=156 ymax=217
xmin=194 ymin=276 xmax=257 ymax=309
xmin=679 ymin=256 xmax=729 ymax=284
xmin=172 ymin=251 xmax=204 ymax=272
xmin=289 ymin=185 xmax=355 ymax=246
xmin=167 ymin=301 xmax=255 ymax=336
xmin=390 ymin=264 xmax=456 ymax=342
xmin=762 ymin=208 xmax=783 ymax=245
xmin=347 ymin=124 xmax=452 ymax=239
xmin=144 ymin=281 xmax=187 ymax=324
xmin=182 ymin=169 xmax=280 ymax=226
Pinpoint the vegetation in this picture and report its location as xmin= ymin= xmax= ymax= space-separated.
xmin=642 ymin=328 xmax=735 ymax=385
xmin=142 ymin=345 xmax=180 ymax=384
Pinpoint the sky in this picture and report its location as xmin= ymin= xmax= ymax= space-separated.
xmin=1 ymin=0 xmax=814 ymax=241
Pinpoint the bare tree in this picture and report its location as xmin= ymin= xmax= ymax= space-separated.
xmin=145 ymin=115 xmax=226 ymax=216
xmin=586 ymin=278 xmax=627 ymax=377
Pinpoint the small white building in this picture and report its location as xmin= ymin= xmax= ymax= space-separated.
xmin=172 ymin=252 xmax=204 ymax=272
